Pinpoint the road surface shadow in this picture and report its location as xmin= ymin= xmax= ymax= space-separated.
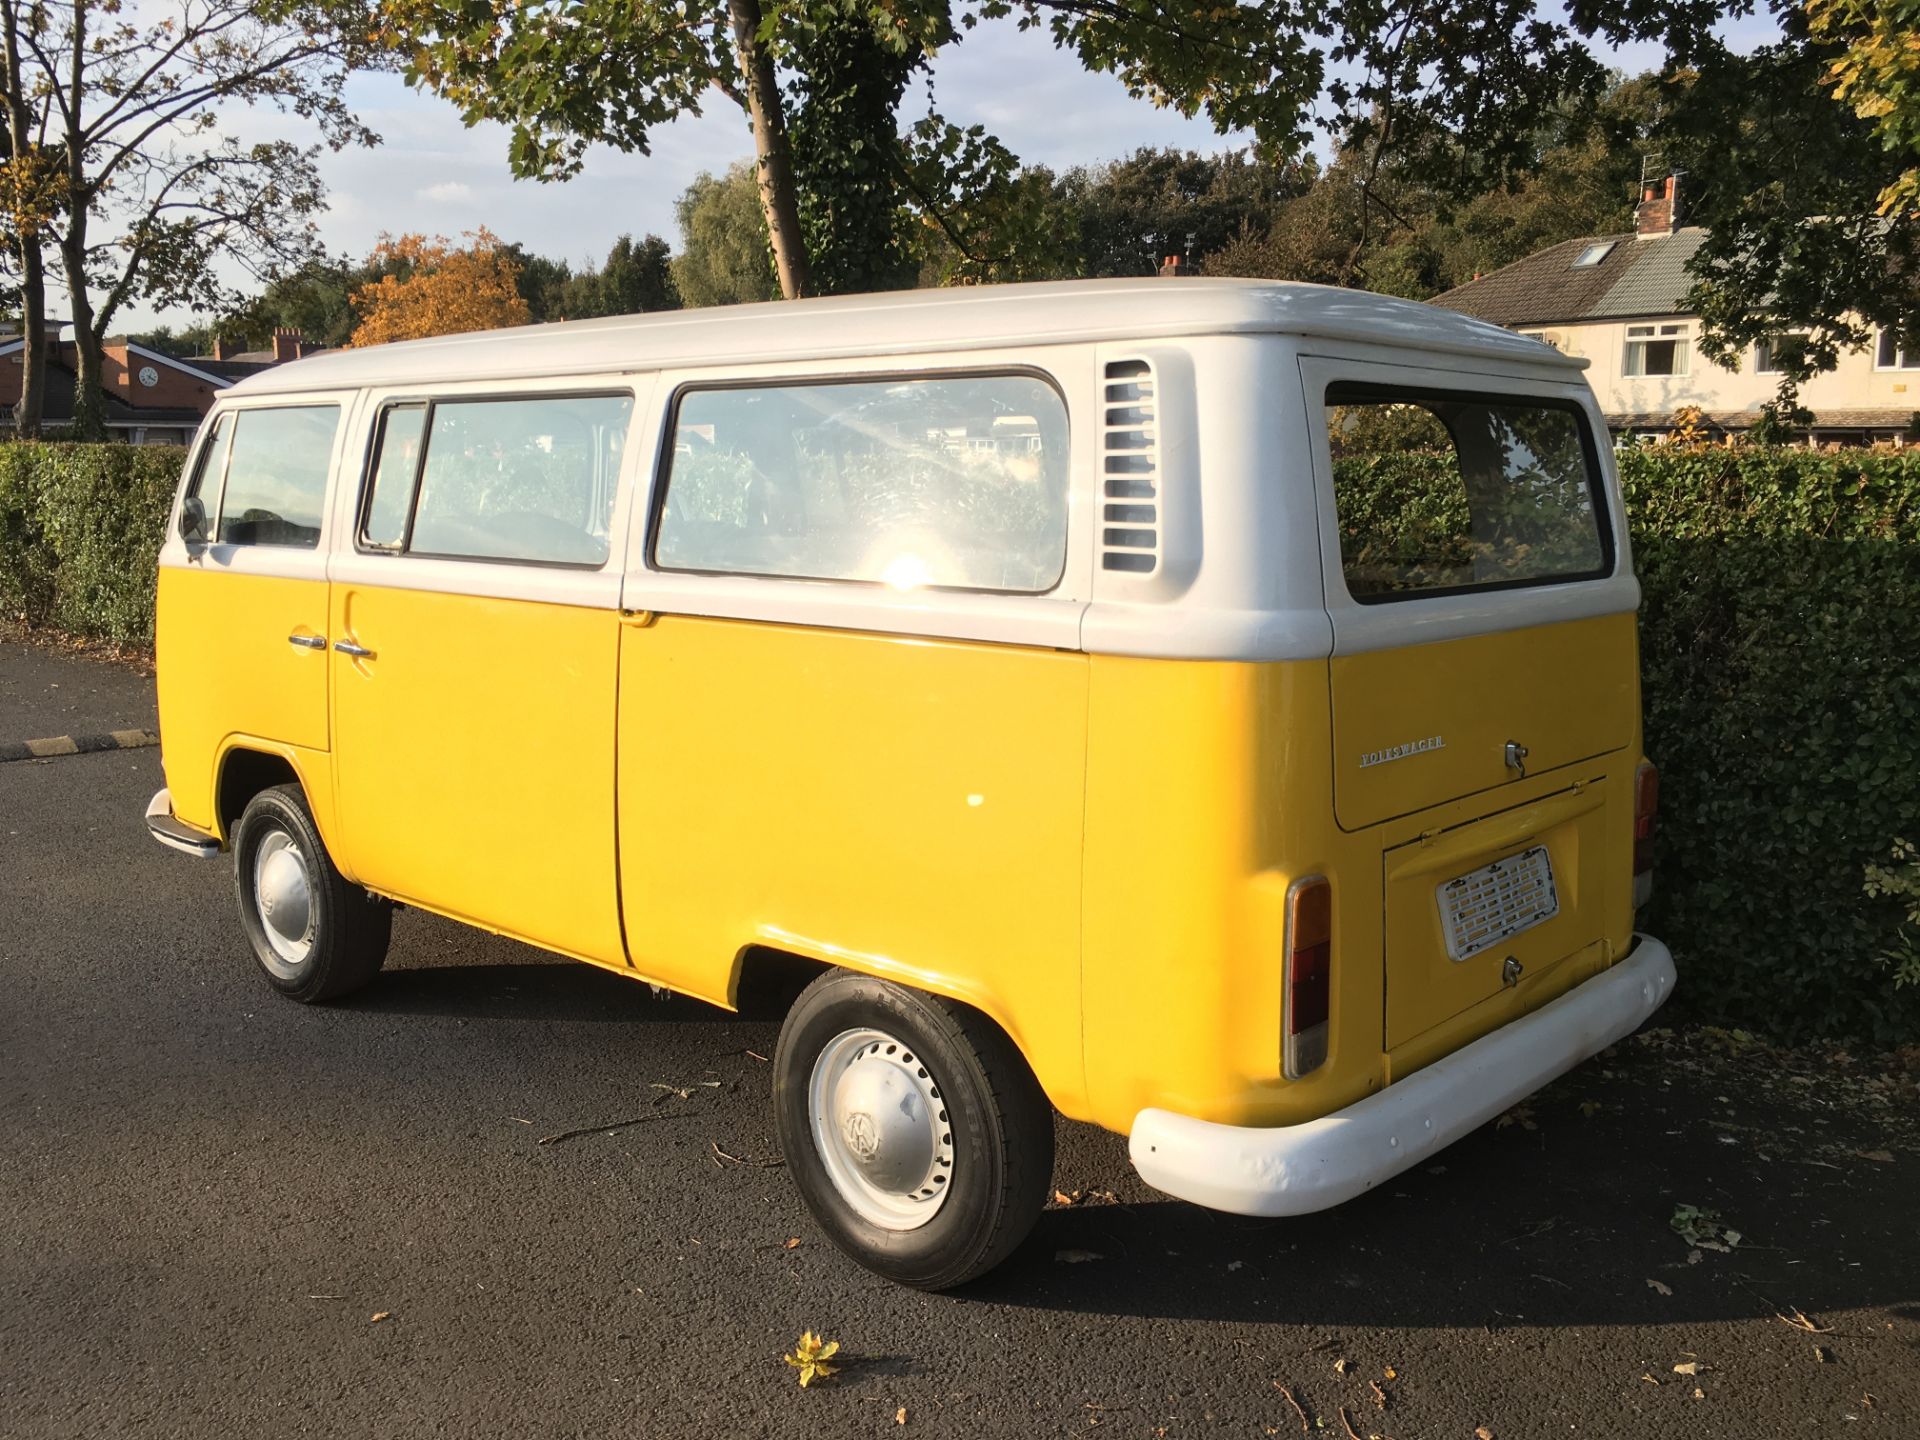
xmin=967 ymin=1049 xmax=1920 ymax=1330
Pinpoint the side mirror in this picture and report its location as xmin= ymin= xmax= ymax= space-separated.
xmin=179 ymin=494 xmax=207 ymax=544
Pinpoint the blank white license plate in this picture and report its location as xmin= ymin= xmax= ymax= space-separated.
xmin=1437 ymin=845 xmax=1559 ymax=962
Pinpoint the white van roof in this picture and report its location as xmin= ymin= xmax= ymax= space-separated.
xmin=228 ymin=277 xmax=1582 ymax=396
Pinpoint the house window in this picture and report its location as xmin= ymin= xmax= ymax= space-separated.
xmin=1624 ymin=323 xmax=1690 ymax=378
xmin=1755 ymin=334 xmax=1810 ymax=374
xmin=1520 ymin=331 xmax=1561 ymax=351
xmin=1571 ymin=242 xmax=1616 ymax=268
xmin=1876 ymin=328 xmax=1920 ymax=370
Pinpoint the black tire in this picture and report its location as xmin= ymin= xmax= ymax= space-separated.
xmin=773 ymin=968 xmax=1054 ymax=1289
xmin=232 ymin=783 xmax=391 ymax=1003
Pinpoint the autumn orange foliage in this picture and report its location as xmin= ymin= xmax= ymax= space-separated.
xmin=348 ymin=227 xmax=531 ymax=346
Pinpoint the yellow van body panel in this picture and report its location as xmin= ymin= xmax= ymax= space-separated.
xmin=327 ymin=583 xmax=625 ymax=967
xmin=155 ymin=565 xmax=331 ymax=834
xmin=1075 ymin=613 xmax=1640 ymax=1135
xmin=615 ymin=615 xmax=1093 ymax=1120
xmin=1331 ymin=612 xmax=1638 ymax=830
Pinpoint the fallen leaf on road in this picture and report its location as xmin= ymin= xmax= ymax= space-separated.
xmin=783 ymin=1237 xmax=801 ymax=1250
xmin=1054 ymin=1249 xmax=1103 ymax=1264
xmin=1333 ymin=1358 xmax=1351 ymax=1375
xmin=1383 ymin=1366 xmax=1397 ymax=1380
xmin=1227 ymin=1260 xmax=1244 ymax=1272
xmin=1053 ymin=1189 xmax=1076 ymax=1205
xmin=1646 ymin=1279 xmax=1673 ymax=1296
xmin=896 ymin=1406 xmax=908 ymax=1424
xmin=1672 ymin=1361 xmax=1710 ymax=1376
xmin=1815 ymin=1346 xmax=1834 ymax=1364
xmin=1476 ymin=1427 xmax=1495 ymax=1439
xmin=1693 ymin=1387 xmax=1705 ymax=1400
xmin=369 ymin=1312 xmax=390 ymax=1324
xmin=1368 ymin=1379 xmax=1388 ymax=1410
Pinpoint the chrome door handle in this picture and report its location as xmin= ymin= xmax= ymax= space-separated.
xmin=287 ymin=633 xmax=327 ymax=650
xmin=333 ymin=639 xmax=376 ymax=660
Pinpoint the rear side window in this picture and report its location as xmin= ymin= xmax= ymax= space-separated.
xmin=653 ymin=373 xmax=1070 ymax=593
xmin=359 ymin=393 xmax=633 ymax=566
xmin=209 ymin=405 xmax=340 ymax=548
xmin=1325 ymin=383 xmax=1610 ymax=602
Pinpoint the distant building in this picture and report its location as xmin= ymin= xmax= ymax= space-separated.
xmin=1430 ymin=173 xmax=1919 ymax=445
xmin=0 ymin=326 xmax=321 ymax=444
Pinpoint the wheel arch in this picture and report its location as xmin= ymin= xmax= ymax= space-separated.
xmin=210 ymin=737 xmax=344 ymax=862
xmin=726 ymin=940 xmax=1079 ymax=1118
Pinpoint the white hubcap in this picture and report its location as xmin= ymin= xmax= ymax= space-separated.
xmin=808 ymin=1027 xmax=954 ymax=1230
xmin=252 ymin=830 xmax=315 ymax=975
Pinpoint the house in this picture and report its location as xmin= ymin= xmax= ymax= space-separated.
xmin=0 ymin=326 xmax=319 ymax=444
xmin=1429 ymin=174 xmax=1919 ymax=445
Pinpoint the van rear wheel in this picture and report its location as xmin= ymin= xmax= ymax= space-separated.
xmin=773 ymin=969 xmax=1054 ymax=1290
xmin=233 ymin=784 xmax=391 ymax=1003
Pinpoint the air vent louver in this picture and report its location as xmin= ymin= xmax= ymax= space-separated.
xmin=1101 ymin=358 xmax=1158 ymax=574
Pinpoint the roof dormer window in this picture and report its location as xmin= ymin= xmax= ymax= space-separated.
xmin=1571 ymin=242 xmax=1616 ymax=269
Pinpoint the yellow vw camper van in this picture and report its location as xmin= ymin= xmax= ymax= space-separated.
xmin=146 ymin=280 xmax=1672 ymax=1288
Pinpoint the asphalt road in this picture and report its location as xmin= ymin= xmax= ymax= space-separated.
xmin=3 ymin=641 xmax=1916 ymax=1439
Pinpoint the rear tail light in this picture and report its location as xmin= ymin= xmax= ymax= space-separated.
xmin=1633 ymin=761 xmax=1659 ymax=909
xmin=1284 ymin=875 xmax=1331 ymax=1079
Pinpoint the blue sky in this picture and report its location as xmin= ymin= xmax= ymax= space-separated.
xmin=122 ymin=13 xmax=1782 ymax=332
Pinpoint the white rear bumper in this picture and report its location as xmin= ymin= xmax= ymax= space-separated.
xmin=1128 ymin=936 xmax=1675 ymax=1217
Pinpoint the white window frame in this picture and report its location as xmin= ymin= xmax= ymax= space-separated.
xmin=1874 ymin=328 xmax=1920 ymax=371
xmin=1623 ymin=322 xmax=1691 ymax=378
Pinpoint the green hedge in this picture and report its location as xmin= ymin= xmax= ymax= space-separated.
xmin=5 ymin=438 xmax=1917 ymax=1040
xmin=1338 ymin=445 xmax=1920 ymax=1043
xmin=0 ymin=442 xmax=184 ymax=645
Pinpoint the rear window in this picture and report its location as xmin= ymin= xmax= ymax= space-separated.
xmin=653 ymin=373 xmax=1070 ymax=594
xmin=1325 ymin=383 xmax=1611 ymax=602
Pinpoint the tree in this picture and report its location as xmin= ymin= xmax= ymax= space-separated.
xmin=226 ymin=257 xmax=369 ymax=350
xmin=672 ymin=162 xmax=781 ymax=308
xmin=128 ymin=323 xmax=220 ymax=357
xmin=349 ymin=229 xmax=531 ymax=345
xmin=1053 ymin=147 xmax=1306 ymax=278
xmin=1810 ymin=0 xmax=1920 ymax=218
xmin=19 ymin=0 xmax=375 ymax=436
xmin=0 ymin=0 xmax=62 ymax=433
xmin=563 ymin=234 xmax=679 ymax=317
xmin=367 ymin=0 xmax=1441 ymax=301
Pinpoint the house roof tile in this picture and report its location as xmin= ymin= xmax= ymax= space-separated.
xmin=1431 ymin=228 xmax=1706 ymax=327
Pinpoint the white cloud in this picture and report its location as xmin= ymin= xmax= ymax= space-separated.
xmin=420 ymin=180 xmax=474 ymax=204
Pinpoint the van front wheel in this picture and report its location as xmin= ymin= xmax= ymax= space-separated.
xmin=233 ymin=784 xmax=391 ymax=1003
xmin=773 ymin=970 xmax=1054 ymax=1289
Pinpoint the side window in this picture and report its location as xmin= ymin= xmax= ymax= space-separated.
xmin=360 ymin=393 xmax=632 ymax=567
xmin=654 ymin=373 xmax=1070 ymax=594
xmin=213 ymin=405 xmax=340 ymax=548
xmin=361 ymin=404 xmax=427 ymax=550
xmin=1325 ymin=383 xmax=1610 ymax=602
xmin=184 ymin=413 xmax=231 ymax=504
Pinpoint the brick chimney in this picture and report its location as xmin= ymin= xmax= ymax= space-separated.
xmin=1158 ymin=254 xmax=1187 ymax=277
xmin=271 ymin=327 xmax=307 ymax=362
xmin=1635 ymin=172 xmax=1682 ymax=239
xmin=212 ymin=335 xmax=238 ymax=361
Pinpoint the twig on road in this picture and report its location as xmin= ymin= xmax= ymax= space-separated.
xmin=1339 ymin=1405 xmax=1364 ymax=1440
xmin=1274 ymin=1382 xmax=1310 ymax=1433
xmin=536 ymin=1112 xmax=697 ymax=1146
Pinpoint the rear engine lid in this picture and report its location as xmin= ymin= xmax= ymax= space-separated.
xmin=1331 ymin=613 xmax=1635 ymax=830
xmin=1382 ymin=775 xmax=1616 ymax=1050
